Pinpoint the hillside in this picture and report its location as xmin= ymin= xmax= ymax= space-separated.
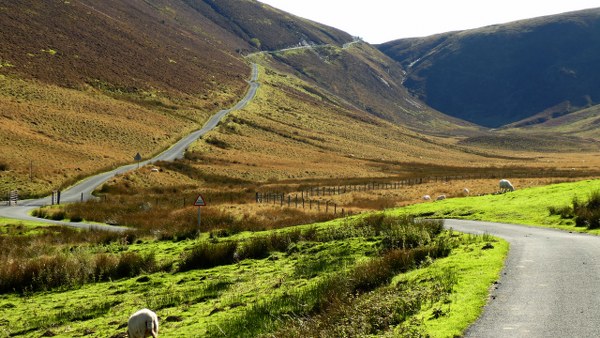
xmin=0 ymin=0 xmax=482 ymax=196
xmin=0 ymin=0 xmax=356 ymax=195
xmin=3 ymin=0 xmax=600 ymax=198
xmin=378 ymin=7 xmax=600 ymax=128
xmin=250 ymin=42 xmax=480 ymax=135
xmin=503 ymin=104 xmax=600 ymax=139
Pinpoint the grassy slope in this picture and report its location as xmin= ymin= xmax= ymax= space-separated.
xmin=0 ymin=75 xmax=247 ymax=197
xmin=506 ymin=104 xmax=600 ymax=139
xmin=0 ymin=216 xmax=506 ymax=338
xmin=393 ymin=178 xmax=600 ymax=233
xmin=12 ymin=173 xmax=600 ymax=336
xmin=394 ymin=235 xmax=508 ymax=337
xmin=184 ymin=63 xmax=539 ymax=185
xmin=253 ymin=42 xmax=479 ymax=136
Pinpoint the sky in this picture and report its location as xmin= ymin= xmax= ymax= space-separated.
xmin=258 ymin=1 xmax=600 ymax=43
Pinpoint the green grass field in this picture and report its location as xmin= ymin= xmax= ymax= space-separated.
xmin=393 ymin=179 xmax=600 ymax=234
xmin=6 ymin=178 xmax=600 ymax=337
xmin=0 ymin=214 xmax=506 ymax=337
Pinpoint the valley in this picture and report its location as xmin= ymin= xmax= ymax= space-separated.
xmin=1 ymin=1 xmax=600 ymax=337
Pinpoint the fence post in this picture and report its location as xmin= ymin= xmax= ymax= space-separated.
xmin=334 ymin=204 xmax=337 ymax=215
xmin=288 ymin=195 xmax=291 ymax=207
xmin=295 ymin=194 xmax=298 ymax=208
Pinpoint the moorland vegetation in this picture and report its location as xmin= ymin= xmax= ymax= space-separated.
xmin=3 ymin=1 xmax=600 ymax=337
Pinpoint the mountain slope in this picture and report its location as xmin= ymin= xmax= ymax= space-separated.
xmin=378 ymin=7 xmax=600 ymax=128
xmin=504 ymin=103 xmax=600 ymax=139
xmin=250 ymin=42 xmax=480 ymax=135
xmin=0 ymin=0 xmax=359 ymax=195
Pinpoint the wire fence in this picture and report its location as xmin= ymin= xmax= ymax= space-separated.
xmin=255 ymin=169 xmax=600 ymax=212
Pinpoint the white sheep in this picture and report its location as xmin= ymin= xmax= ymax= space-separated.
xmin=499 ymin=179 xmax=515 ymax=193
xmin=128 ymin=308 xmax=159 ymax=338
xmin=422 ymin=195 xmax=431 ymax=201
xmin=436 ymin=194 xmax=446 ymax=201
xmin=462 ymin=188 xmax=470 ymax=196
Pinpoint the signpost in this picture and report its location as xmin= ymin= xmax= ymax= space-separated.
xmin=194 ymin=194 xmax=206 ymax=230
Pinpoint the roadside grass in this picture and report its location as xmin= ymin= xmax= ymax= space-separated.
xmin=0 ymin=214 xmax=506 ymax=337
xmin=394 ymin=232 xmax=508 ymax=337
xmin=392 ymin=179 xmax=600 ymax=234
xmin=0 ymin=218 xmax=58 ymax=236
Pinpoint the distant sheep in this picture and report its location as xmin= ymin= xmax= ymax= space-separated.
xmin=499 ymin=179 xmax=515 ymax=193
xmin=423 ymin=195 xmax=431 ymax=201
xmin=462 ymin=188 xmax=470 ymax=196
xmin=128 ymin=308 xmax=159 ymax=338
xmin=436 ymin=194 xmax=446 ymax=201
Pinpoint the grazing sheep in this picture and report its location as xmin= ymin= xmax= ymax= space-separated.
xmin=499 ymin=179 xmax=515 ymax=193
xmin=423 ymin=195 xmax=431 ymax=201
xmin=436 ymin=194 xmax=446 ymax=201
xmin=462 ymin=188 xmax=470 ymax=196
xmin=128 ymin=308 xmax=159 ymax=338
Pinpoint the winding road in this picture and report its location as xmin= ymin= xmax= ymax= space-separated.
xmin=446 ymin=219 xmax=600 ymax=337
xmin=0 ymin=63 xmax=259 ymax=230
xmin=1 ymin=51 xmax=598 ymax=336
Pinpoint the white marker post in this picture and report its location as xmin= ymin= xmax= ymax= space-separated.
xmin=194 ymin=194 xmax=206 ymax=231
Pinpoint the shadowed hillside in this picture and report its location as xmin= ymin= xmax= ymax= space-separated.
xmin=250 ymin=42 xmax=479 ymax=135
xmin=379 ymin=8 xmax=600 ymax=128
xmin=184 ymin=0 xmax=353 ymax=51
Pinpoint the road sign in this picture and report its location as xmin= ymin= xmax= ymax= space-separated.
xmin=194 ymin=194 xmax=206 ymax=206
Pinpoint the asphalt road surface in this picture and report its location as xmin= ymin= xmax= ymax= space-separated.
xmin=0 ymin=63 xmax=259 ymax=230
xmin=445 ymin=219 xmax=600 ymax=337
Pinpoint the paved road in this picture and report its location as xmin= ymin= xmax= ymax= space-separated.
xmin=445 ymin=219 xmax=600 ymax=337
xmin=0 ymin=63 xmax=259 ymax=230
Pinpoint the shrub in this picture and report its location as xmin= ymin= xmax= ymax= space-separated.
xmin=69 ymin=214 xmax=83 ymax=222
xmin=0 ymin=161 xmax=8 ymax=171
xmin=570 ymin=191 xmax=600 ymax=229
xmin=179 ymin=241 xmax=238 ymax=272
xmin=115 ymin=252 xmax=157 ymax=279
xmin=548 ymin=205 xmax=573 ymax=219
xmin=237 ymin=237 xmax=271 ymax=260
xmin=0 ymin=250 xmax=159 ymax=294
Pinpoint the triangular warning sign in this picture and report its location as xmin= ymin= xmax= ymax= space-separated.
xmin=194 ymin=194 xmax=206 ymax=206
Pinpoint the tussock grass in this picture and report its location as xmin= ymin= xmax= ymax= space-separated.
xmin=0 ymin=250 xmax=160 ymax=294
xmin=549 ymin=190 xmax=600 ymax=229
xmin=206 ymin=216 xmax=451 ymax=336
